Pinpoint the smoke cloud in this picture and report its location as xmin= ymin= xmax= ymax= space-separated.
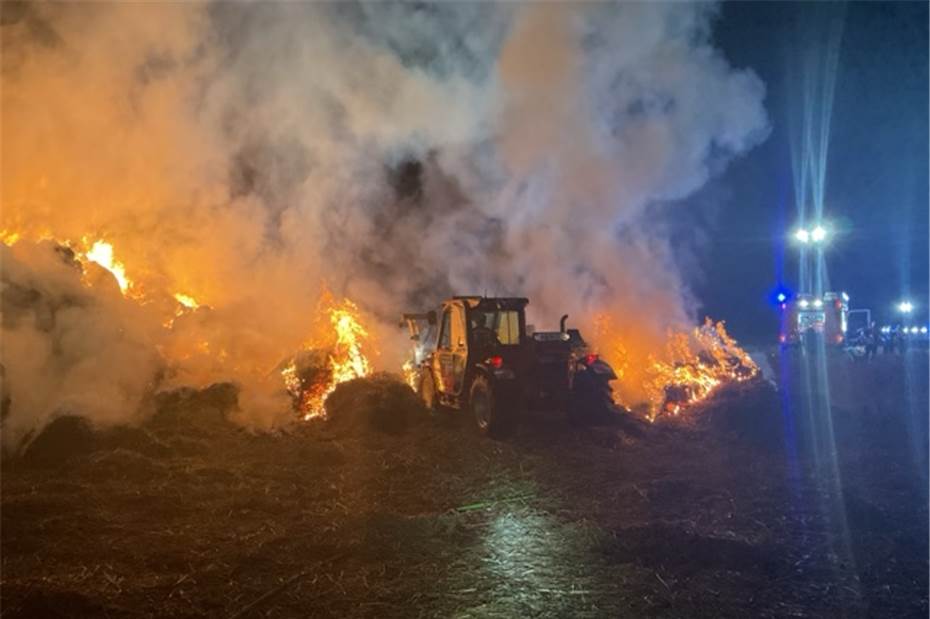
xmin=1 ymin=2 xmax=768 ymax=446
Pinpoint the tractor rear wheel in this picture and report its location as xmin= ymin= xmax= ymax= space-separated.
xmin=470 ymin=375 xmax=508 ymax=437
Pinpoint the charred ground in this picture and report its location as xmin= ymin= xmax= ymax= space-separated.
xmin=2 ymin=354 xmax=928 ymax=618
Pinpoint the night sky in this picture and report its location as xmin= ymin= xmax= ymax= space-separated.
xmin=689 ymin=1 xmax=928 ymax=342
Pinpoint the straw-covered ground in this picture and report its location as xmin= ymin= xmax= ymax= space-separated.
xmin=2 ymin=352 xmax=928 ymax=618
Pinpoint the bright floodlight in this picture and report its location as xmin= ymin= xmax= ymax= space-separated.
xmin=811 ymin=225 xmax=827 ymax=242
xmin=799 ymin=299 xmax=809 ymax=309
xmin=898 ymin=301 xmax=914 ymax=313
xmin=794 ymin=228 xmax=810 ymax=243
xmin=922 ymin=327 xmax=928 ymax=334
xmin=813 ymin=299 xmax=823 ymax=308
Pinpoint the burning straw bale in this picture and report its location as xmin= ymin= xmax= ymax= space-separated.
xmin=324 ymin=373 xmax=424 ymax=435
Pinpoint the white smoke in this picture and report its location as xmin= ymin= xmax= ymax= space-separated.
xmin=0 ymin=241 xmax=163 ymax=448
xmin=1 ymin=2 xmax=768 ymax=443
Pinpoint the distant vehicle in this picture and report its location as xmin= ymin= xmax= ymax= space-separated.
xmin=403 ymin=296 xmax=617 ymax=437
xmin=780 ymin=291 xmax=848 ymax=347
xmin=881 ymin=324 xmax=930 ymax=351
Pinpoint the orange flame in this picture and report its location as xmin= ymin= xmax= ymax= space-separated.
xmin=173 ymin=292 xmax=199 ymax=309
xmin=282 ymin=297 xmax=372 ymax=420
xmin=592 ymin=312 xmax=758 ymax=421
xmin=2 ymin=230 xmax=206 ymax=328
xmin=82 ymin=239 xmax=132 ymax=293
xmin=2 ymin=231 xmax=136 ymax=295
xmin=644 ymin=318 xmax=758 ymax=421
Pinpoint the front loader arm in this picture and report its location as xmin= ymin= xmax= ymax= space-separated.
xmin=401 ymin=312 xmax=435 ymax=341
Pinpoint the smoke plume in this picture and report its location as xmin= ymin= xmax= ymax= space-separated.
xmin=1 ymin=2 xmax=768 ymax=445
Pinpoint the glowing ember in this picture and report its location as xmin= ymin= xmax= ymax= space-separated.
xmin=283 ymin=298 xmax=372 ymax=420
xmin=81 ymin=240 xmax=132 ymax=293
xmin=162 ymin=292 xmax=202 ymax=328
xmin=645 ymin=318 xmax=758 ymax=421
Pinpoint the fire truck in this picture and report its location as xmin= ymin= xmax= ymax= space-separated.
xmin=779 ymin=291 xmax=848 ymax=346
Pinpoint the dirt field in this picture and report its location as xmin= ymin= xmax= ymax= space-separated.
xmin=2 ymin=353 xmax=928 ymax=618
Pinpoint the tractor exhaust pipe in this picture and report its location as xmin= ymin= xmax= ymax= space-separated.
xmin=560 ymin=314 xmax=569 ymax=333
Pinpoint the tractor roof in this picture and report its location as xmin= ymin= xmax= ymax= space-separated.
xmin=450 ymin=296 xmax=529 ymax=310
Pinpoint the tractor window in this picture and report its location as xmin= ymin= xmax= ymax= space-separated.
xmin=471 ymin=310 xmax=521 ymax=346
xmin=496 ymin=311 xmax=520 ymax=345
xmin=439 ymin=309 xmax=452 ymax=349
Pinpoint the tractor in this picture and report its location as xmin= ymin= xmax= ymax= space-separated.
xmin=402 ymin=296 xmax=617 ymax=437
